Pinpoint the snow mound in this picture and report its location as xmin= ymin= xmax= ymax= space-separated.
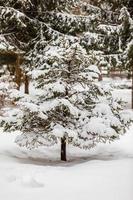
xmin=7 ymin=174 xmax=44 ymax=188
xmin=21 ymin=176 xmax=44 ymax=188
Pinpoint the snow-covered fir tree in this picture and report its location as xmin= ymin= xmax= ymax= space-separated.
xmin=1 ymin=40 xmax=133 ymax=160
xmin=118 ymin=7 xmax=133 ymax=74
xmin=0 ymin=0 xmax=133 ymax=161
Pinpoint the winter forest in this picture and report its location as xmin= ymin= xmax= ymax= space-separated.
xmin=0 ymin=0 xmax=133 ymax=200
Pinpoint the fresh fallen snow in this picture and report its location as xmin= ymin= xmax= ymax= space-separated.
xmin=112 ymin=89 xmax=132 ymax=108
xmin=102 ymin=77 xmax=132 ymax=109
xmin=0 ymin=127 xmax=133 ymax=200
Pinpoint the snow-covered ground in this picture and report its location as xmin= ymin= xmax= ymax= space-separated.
xmin=0 ymin=127 xmax=133 ymax=200
xmin=0 ymin=81 xmax=133 ymax=200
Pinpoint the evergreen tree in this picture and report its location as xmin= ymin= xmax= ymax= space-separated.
xmin=1 ymin=41 xmax=133 ymax=161
xmin=119 ymin=7 xmax=133 ymax=65
xmin=0 ymin=0 xmax=133 ymax=161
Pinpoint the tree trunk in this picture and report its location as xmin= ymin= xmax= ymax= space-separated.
xmin=98 ymin=73 xmax=103 ymax=81
xmin=61 ymin=137 xmax=67 ymax=161
xmin=98 ymin=66 xmax=103 ymax=81
xmin=15 ymin=66 xmax=21 ymax=90
xmin=15 ymin=56 xmax=21 ymax=90
xmin=25 ymin=74 xmax=29 ymax=94
xmin=131 ymin=66 xmax=133 ymax=109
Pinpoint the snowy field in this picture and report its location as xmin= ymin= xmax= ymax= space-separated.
xmin=0 ymin=128 xmax=133 ymax=200
xmin=0 ymin=83 xmax=133 ymax=200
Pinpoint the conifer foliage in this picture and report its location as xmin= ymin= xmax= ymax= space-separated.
xmin=0 ymin=0 xmax=133 ymax=161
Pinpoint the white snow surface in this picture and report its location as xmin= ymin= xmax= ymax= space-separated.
xmin=0 ymin=128 xmax=133 ymax=200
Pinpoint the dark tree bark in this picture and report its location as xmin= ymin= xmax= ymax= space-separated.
xmin=131 ymin=66 xmax=133 ymax=109
xmin=25 ymin=74 xmax=29 ymax=94
xmin=15 ymin=56 xmax=22 ymax=90
xmin=98 ymin=66 xmax=103 ymax=81
xmin=61 ymin=136 xmax=67 ymax=161
xmin=98 ymin=73 xmax=103 ymax=81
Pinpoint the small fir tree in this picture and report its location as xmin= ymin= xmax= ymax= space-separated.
xmin=0 ymin=0 xmax=133 ymax=161
xmin=1 ymin=42 xmax=132 ymax=161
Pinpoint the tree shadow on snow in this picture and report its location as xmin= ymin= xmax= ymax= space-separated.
xmin=2 ymin=145 xmax=133 ymax=167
